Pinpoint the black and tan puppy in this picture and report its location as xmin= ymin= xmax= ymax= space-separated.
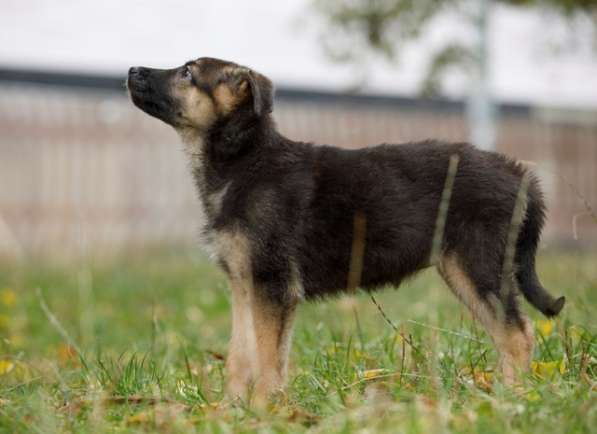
xmin=128 ymin=57 xmax=565 ymax=404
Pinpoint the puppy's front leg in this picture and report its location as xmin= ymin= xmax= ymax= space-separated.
xmin=249 ymin=290 xmax=297 ymax=407
xmin=226 ymin=281 xmax=257 ymax=399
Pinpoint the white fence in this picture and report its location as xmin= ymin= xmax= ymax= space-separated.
xmin=1 ymin=82 xmax=596 ymax=258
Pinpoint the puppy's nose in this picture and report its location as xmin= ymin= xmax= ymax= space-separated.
xmin=129 ymin=66 xmax=151 ymax=78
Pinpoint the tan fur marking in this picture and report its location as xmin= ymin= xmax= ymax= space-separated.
xmin=176 ymin=126 xmax=205 ymax=172
xmin=439 ymin=253 xmax=534 ymax=384
xmin=172 ymin=84 xmax=217 ymax=131
xmin=217 ymin=229 xmax=298 ymax=405
xmin=173 ymin=65 xmax=251 ymax=158
xmin=213 ymin=83 xmax=245 ymax=115
xmin=215 ymin=231 xmax=295 ymax=406
xmin=226 ymin=279 xmax=257 ymax=399
xmin=497 ymin=317 xmax=534 ymax=384
xmin=347 ymin=211 xmax=367 ymax=292
xmin=438 ymin=254 xmax=497 ymax=325
xmin=214 ymin=230 xmax=252 ymax=280
xmin=249 ymin=293 xmax=297 ymax=407
xmin=207 ymin=182 xmax=230 ymax=217
xmin=219 ymin=230 xmax=256 ymax=399
xmin=288 ymin=260 xmax=305 ymax=300
xmin=173 ymin=85 xmax=214 ymax=170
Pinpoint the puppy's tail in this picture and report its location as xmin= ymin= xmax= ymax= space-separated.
xmin=516 ymin=252 xmax=565 ymax=317
xmin=514 ymin=177 xmax=565 ymax=317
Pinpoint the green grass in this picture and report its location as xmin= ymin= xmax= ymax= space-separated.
xmin=0 ymin=248 xmax=595 ymax=433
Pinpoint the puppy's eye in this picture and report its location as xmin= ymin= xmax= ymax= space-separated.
xmin=182 ymin=66 xmax=193 ymax=81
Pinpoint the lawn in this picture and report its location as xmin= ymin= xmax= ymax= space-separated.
xmin=0 ymin=247 xmax=595 ymax=433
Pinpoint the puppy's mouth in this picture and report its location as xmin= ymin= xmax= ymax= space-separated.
xmin=127 ymin=66 xmax=177 ymax=125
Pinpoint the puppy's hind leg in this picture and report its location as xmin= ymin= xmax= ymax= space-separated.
xmin=438 ymin=253 xmax=534 ymax=385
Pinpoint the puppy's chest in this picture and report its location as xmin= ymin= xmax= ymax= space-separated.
xmin=200 ymin=181 xmax=231 ymax=221
xmin=186 ymin=146 xmax=248 ymax=263
xmin=195 ymin=178 xmax=233 ymax=257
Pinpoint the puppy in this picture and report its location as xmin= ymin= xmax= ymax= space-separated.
xmin=128 ymin=57 xmax=565 ymax=404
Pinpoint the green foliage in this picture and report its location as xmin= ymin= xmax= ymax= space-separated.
xmin=503 ymin=0 xmax=597 ymax=15
xmin=313 ymin=0 xmax=447 ymax=61
xmin=0 ymin=248 xmax=595 ymax=432
xmin=312 ymin=0 xmax=597 ymax=95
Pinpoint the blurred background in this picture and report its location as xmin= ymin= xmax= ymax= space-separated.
xmin=1 ymin=0 xmax=596 ymax=259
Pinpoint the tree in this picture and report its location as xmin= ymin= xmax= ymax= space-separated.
xmin=312 ymin=0 xmax=597 ymax=149
xmin=312 ymin=0 xmax=597 ymax=95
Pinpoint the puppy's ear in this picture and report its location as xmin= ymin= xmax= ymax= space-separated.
xmin=245 ymin=70 xmax=273 ymax=116
xmin=225 ymin=68 xmax=273 ymax=116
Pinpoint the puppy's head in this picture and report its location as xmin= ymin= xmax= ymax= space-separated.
xmin=127 ymin=57 xmax=273 ymax=135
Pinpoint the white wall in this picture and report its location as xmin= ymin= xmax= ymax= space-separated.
xmin=1 ymin=0 xmax=596 ymax=108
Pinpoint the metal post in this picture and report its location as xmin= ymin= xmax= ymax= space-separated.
xmin=467 ymin=0 xmax=496 ymax=151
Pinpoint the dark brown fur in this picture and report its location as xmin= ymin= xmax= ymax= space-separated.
xmin=128 ymin=57 xmax=565 ymax=404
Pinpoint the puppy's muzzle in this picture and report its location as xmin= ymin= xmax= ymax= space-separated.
xmin=127 ymin=66 xmax=151 ymax=93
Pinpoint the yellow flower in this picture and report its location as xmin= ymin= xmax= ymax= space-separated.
xmin=0 ymin=359 xmax=15 ymax=376
xmin=0 ymin=289 xmax=16 ymax=308
xmin=532 ymin=361 xmax=559 ymax=378
xmin=536 ymin=319 xmax=554 ymax=338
